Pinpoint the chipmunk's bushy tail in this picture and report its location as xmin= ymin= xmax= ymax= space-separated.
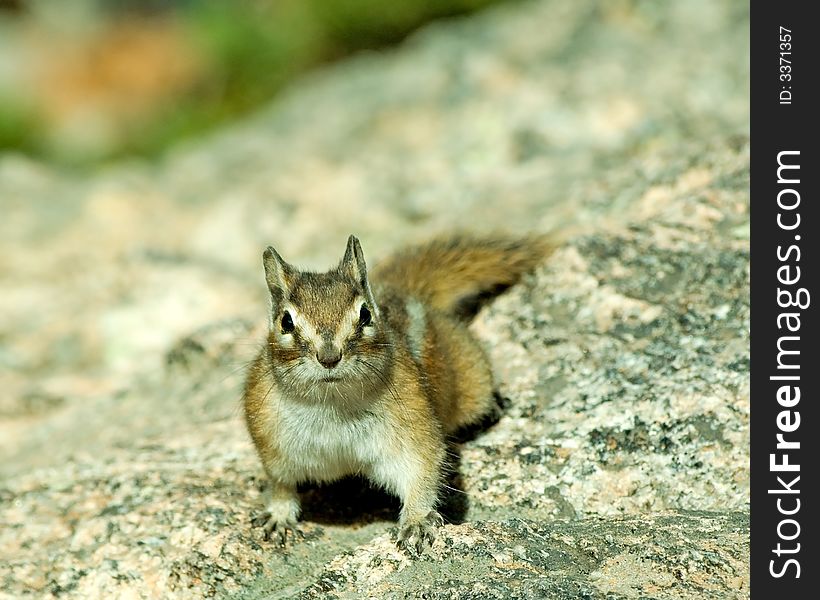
xmin=371 ymin=234 xmax=554 ymax=320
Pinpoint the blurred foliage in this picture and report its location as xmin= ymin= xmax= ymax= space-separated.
xmin=0 ymin=100 xmax=44 ymax=154
xmin=0 ymin=0 xmax=507 ymax=166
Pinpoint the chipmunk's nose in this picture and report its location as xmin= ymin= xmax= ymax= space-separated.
xmin=316 ymin=345 xmax=342 ymax=369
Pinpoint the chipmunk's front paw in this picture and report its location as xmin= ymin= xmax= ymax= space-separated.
xmin=251 ymin=511 xmax=303 ymax=546
xmin=396 ymin=511 xmax=443 ymax=556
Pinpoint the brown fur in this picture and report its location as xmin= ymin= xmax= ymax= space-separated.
xmin=242 ymin=234 xmax=550 ymax=553
xmin=372 ymin=234 xmax=553 ymax=319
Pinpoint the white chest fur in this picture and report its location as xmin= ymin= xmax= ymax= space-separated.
xmin=274 ymin=397 xmax=395 ymax=484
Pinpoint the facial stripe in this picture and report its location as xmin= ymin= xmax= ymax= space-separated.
xmin=333 ymin=300 xmax=367 ymax=347
xmin=278 ymin=304 xmax=321 ymax=349
xmin=358 ymin=299 xmax=377 ymax=339
xmin=270 ymin=298 xmax=294 ymax=348
xmin=277 ymin=297 xmax=373 ymax=353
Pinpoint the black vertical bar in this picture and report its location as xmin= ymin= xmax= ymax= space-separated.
xmin=751 ymin=1 xmax=817 ymax=596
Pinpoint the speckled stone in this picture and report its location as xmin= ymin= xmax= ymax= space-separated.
xmin=298 ymin=513 xmax=749 ymax=599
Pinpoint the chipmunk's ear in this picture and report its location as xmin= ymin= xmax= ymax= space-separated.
xmin=341 ymin=235 xmax=368 ymax=285
xmin=341 ymin=235 xmax=379 ymax=312
xmin=263 ymin=245 xmax=294 ymax=301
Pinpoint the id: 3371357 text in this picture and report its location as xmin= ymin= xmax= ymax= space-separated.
xmin=779 ymin=26 xmax=792 ymax=105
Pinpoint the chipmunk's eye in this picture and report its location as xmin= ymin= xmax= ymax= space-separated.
xmin=281 ymin=311 xmax=295 ymax=333
xmin=359 ymin=305 xmax=372 ymax=327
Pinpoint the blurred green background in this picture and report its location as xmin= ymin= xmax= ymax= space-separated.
xmin=0 ymin=0 xmax=508 ymax=166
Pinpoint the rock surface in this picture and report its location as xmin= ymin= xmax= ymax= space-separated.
xmin=0 ymin=0 xmax=749 ymax=598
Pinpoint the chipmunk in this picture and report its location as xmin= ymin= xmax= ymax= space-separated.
xmin=243 ymin=234 xmax=550 ymax=554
